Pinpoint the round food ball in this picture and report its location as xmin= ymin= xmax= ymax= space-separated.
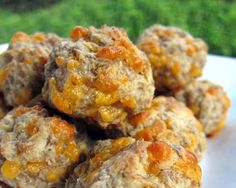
xmin=42 ymin=25 xmax=154 ymax=128
xmin=137 ymin=24 xmax=208 ymax=91
xmin=66 ymin=137 xmax=201 ymax=188
xmin=174 ymin=80 xmax=230 ymax=137
xmin=0 ymin=105 xmax=88 ymax=188
xmin=0 ymin=32 xmax=62 ymax=107
xmin=106 ymin=96 xmax=206 ymax=160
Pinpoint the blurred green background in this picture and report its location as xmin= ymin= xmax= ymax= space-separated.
xmin=0 ymin=0 xmax=236 ymax=56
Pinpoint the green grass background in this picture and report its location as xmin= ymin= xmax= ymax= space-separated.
xmin=0 ymin=0 xmax=236 ymax=56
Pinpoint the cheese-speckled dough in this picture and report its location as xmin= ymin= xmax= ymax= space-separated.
xmin=43 ymin=25 xmax=154 ymax=128
xmin=137 ymin=24 xmax=207 ymax=91
xmin=106 ymin=96 xmax=206 ymax=160
xmin=0 ymin=32 xmax=61 ymax=107
xmin=66 ymin=137 xmax=201 ymax=188
xmin=174 ymin=80 xmax=230 ymax=137
xmin=0 ymin=105 xmax=88 ymax=188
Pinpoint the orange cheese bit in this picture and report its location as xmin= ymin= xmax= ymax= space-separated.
xmin=63 ymin=140 xmax=81 ymax=162
xmin=96 ymin=35 xmax=148 ymax=74
xmin=189 ymin=64 xmax=202 ymax=78
xmin=121 ymin=96 xmax=137 ymax=109
xmin=51 ymin=118 xmax=75 ymax=139
xmin=147 ymin=141 xmax=173 ymax=163
xmin=0 ymin=68 xmax=9 ymax=88
xmin=174 ymin=150 xmax=201 ymax=183
xmin=51 ymin=118 xmax=83 ymax=162
xmin=95 ymin=91 xmax=120 ymax=106
xmin=135 ymin=121 xmax=164 ymax=141
xmin=117 ymin=38 xmax=148 ymax=74
xmin=14 ymin=106 xmax=39 ymax=117
xmin=46 ymin=167 xmax=66 ymax=182
xmin=32 ymin=32 xmax=47 ymax=43
xmin=98 ymin=106 xmax=115 ymax=123
xmin=97 ymin=46 xmax=126 ymax=60
xmin=26 ymin=120 xmax=39 ymax=136
xmin=55 ymin=56 xmax=65 ymax=66
xmin=1 ymin=160 xmax=21 ymax=180
xmin=71 ymin=26 xmax=89 ymax=41
xmin=147 ymin=141 xmax=174 ymax=176
xmin=49 ymin=76 xmax=84 ymax=115
xmin=92 ymin=68 xmax=121 ymax=93
xmin=91 ymin=137 xmax=133 ymax=169
xmin=10 ymin=32 xmax=47 ymax=44
xmin=27 ymin=161 xmax=47 ymax=174
xmin=129 ymin=110 xmax=152 ymax=126
xmin=10 ymin=32 xmax=31 ymax=43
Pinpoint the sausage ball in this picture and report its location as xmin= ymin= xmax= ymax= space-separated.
xmin=137 ymin=24 xmax=208 ymax=91
xmin=174 ymin=80 xmax=230 ymax=137
xmin=106 ymin=96 xmax=206 ymax=160
xmin=0 ymin=32 xmax=61 ymax=107
xmin=42 ymin=25 xmax=154 ymax=128
xmin=0 ymin=105 xmax=88 ymax=188
xmin=66 ymin=137 xmax=201 ymax=188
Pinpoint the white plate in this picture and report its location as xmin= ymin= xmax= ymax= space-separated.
xmin=0 ymin=44 xmax=236 ymax=188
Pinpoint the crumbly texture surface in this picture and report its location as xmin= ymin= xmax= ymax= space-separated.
xmin=42 ymin=25 xmax=154 ymax=128
xmin=106 ymin=96 xmax=206 ymax=160
xmin=0 ymin=105 xmax=88 ymax=188
xmin=0 ymin=32 xmax=61 ymax=107
xmin=66 ymin=138 xmax=201 ymax=188
xmin=174 ymin=80 xmax=230 ymax=136
xmin=137 ymin=24 xmax=208 ymax=91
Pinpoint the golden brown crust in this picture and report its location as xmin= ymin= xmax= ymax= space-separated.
xmin=137 ymin=24 xmax=207 ymax=91
xmin=174 ymin=80 xmax=230 ymax=136
xmin=66 ymin=138 xmax=201 ymax=188
xmin=0 ymin=105 xmax=88 ymax=188
xmin=43 ymin=25 xmax=154 ymax=128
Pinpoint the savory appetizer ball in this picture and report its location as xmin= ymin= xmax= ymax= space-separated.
xmin=0 ymin=105 xmax=88 ymax=188
xmin=174 ymin=80 xmax=230 ymax=137
xmin=0 ymin=32 xmax=61 ymax=107
xmin=0 ymin=95 xmax=9 ymax=119
xmin=137 ymin=24 xmax=208 ymax=91
xmin=66 ymin=137 xmax=201 ymax=188
xmin=106 ymin=96 xmax=206 ymax=160
xmin=43 ymin=25 xmax=154 ymax=128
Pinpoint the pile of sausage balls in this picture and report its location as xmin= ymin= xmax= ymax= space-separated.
xmin=0 ymin=24 xmax=230 ymax=188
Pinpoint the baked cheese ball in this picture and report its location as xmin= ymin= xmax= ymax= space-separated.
xmin=66 ymin=137 xmax=201 ymax=188
xmin=174 ymin=80 xmax=230 ymax=137
xmin=137 ymin=24 xmax=208 ymax=91
xmin=0 ymin=105 xmax=88 ymax=188
xmin=0 ymin=32 xmax=61 ymax=107
xmin=106 ymin=96 xmax=206 ymax=160
xmin=43 ymin=25 xmax=154 ymax=128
